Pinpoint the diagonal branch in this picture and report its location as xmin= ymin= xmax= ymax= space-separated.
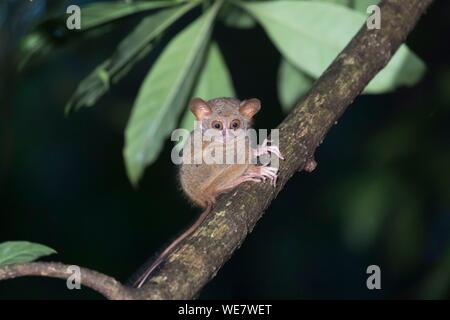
xmin=0 ymin=0 xmax=433 ymax=300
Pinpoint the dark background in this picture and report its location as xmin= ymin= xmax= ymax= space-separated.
xmin=0 ymin=0 xmax=449 ymax=299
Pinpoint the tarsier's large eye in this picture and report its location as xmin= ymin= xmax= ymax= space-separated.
xmin=230 ymin=119 xmax=241 ymax=130
xmin=211 ymin=120 xmax=223 ymax=130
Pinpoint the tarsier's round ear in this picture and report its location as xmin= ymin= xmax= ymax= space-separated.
xmin=189 ymin=97 xmax=212 ymax=120
xmin=239 ymin=98 xmax=261 ymax=119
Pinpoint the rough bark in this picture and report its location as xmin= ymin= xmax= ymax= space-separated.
xmin=0 ymin=0 xmax=434 ymax=300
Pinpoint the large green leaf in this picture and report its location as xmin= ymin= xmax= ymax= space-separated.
xmin=180 ymin=42 xmax=236 ymax=132
xmin=66 ymin=3 xmax=198 ymax=113
xmin=277 ymin=58 xmax=314 ymax=112
xmin=18 ymin=1 xmax=182 ymax=72
xmin=0 ymin=241 xmax=56 ymax=267
xmin=80 ymin=0 xmax=179 ymax=30
xmin=240 ymin=1 xmax=425 ymax=94
xmin=124 ymin=2 xmax=222 ymax=186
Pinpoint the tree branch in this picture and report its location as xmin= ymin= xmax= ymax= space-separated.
xmin=0 ymin=262 xmax=133 ymax=300
xmin=0 ymin=0 xmax=433 ymax=300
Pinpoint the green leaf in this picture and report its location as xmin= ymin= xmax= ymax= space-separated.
xmin=306 ymin=0 xmax=380 ymax=13
xmin=240 ymin=1 xmax=426 ymax=94
xmin=352 ymin=0 xmax=380 ymax=13
xmin=221 ymin=6 xmax=257 ymax=29
xmin=308 ymin=0 xmax=353 ymax=6
xmin=124 ymin=2 xmax=222 ymax=186
xmin=0 ymin=241 xmax=57 ymax=267
xmin=19 ymin=23 xmax=115 ymax=72
xmin=19 ymin=1 xmax=178 ymax=71
xmin=18 ymin=31 xmax=55 ymax=71
xmin=80 ymin=0 xmax=179 ymax=30
xmin=180 ymin=42 xmax=236 ymax=132
xmin=277 ymin=58 xmax=314 ymax=112
xmin=66 ymin=3 xmax=197 ymax=113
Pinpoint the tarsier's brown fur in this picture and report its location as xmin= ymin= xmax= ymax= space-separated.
xmin=133 ymin=97 xmax=282 ymax=288
xmin=180 ymin=97 xmax=258 ymax=208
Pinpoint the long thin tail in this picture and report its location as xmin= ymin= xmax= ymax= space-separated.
xmin=131 ymin=203 xmax=213 ymax=288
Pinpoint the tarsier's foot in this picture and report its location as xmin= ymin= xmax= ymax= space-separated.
xmin=244 ymin=164 xmax=279 ymax=187
xmin=254 ymin=138 xmax=284 ymax=160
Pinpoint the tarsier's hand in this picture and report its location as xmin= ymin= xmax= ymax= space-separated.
xmin=248 ymin=138 xmax=284 ymax=187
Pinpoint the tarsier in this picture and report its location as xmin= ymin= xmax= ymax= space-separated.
xmin=132 ymin=97 xmax=283 ymax=288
